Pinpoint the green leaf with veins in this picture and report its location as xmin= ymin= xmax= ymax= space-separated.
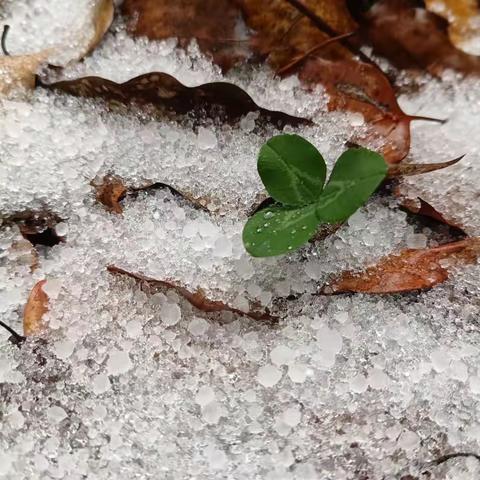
xmin=243 ymin=139 xmax=387 ymax=257
xmin=257 ymin=134 xmax=327 ymax=206
xmin=242 ymin=204 xmax=320 ymax=257
xmin=316 ymin=148 xmax=387 ymax=223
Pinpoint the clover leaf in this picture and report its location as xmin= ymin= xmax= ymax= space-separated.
xmin=257 ymin=134 xmax=326 ymax=206
xmin=243 ymin=135 xmax=387 ymax=257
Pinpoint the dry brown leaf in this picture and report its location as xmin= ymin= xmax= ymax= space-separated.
xmin=23 ymin=280 xmax=49 ymax=336
xmin=237 ymin=0 xmax=356 ymax=69
xmin=362 ymin=0 xmax=480 ymax=75
xmin=237 ymin=0 xmax=435 ymax=163
xmin=400 ymin=196 xmax=467 ymax=236
xmin=93 ymin=175 xmax=127 ymax=214
xmin=122 ymin=0 xmax=247 ymax=71
xmin=107 ymin=265 xmax=277 ymax=323
xmin=38 ymin=72 xmax=309 ymax=127
xmin=425 ymin=0 xmax=480 ymax=56
xmin=386 ymin=155 xmax=463 ymax=178
xmin=93 ymin=175 xmax=213 ymax=214
xmin=322 ymin=237 xmax=480 ymax=294
xmin=300 ymin=58 xmax=415 ymax=163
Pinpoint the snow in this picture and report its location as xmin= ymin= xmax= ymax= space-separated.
xmin=1 ymin=2 xmax=480 ymax=479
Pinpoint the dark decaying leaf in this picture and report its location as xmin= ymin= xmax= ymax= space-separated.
xmin=400 ymin=197 xmax=467 ymax=236
xmin=92 ymin=175 xmax=211 ymax=214
xmin=122 ymin=0 xmax=248 ymax=71
xmin=37 ymin=72 xmax=309 ymax=127
xmin=107 ymin=265 xmax=277 ymax=322
xmin=321 ymin=237 xmax=480 ymax=294
xmin=361 ymin=0 xmax=480 ymax=76
xmin=2 ymin=211 xmax=64 ymax=247
xmin=386 ymin=155 xmax=463 ymax=178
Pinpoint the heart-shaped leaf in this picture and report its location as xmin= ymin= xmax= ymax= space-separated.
xmin=315 ymin=148 xmax=387 ymax=223
xmin=257 ymin=134 xmax=326 ymax=206
xmin=243 ymin=204 xmax=320 ymax=257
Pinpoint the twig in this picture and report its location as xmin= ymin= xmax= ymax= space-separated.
xmin=434 ymin=452 xmax=480 ymax=465
xmin=0 ymin=320 xmax=25 ymax=345
xmin=1 ymin=25 xmax=10 ymax=56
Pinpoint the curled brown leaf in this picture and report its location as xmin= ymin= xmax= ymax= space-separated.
xmin=321 ymin=237 xmax=480 ymax=294
xmin=92 ymin=175 xmax=127 ymax=214
xmin=401 ymin=197 xmax=467 ymax=236
xmin=107 ymin=265 xmax=277 ymax=323
xmin=93 ymin=175 xmax=212 ymax=214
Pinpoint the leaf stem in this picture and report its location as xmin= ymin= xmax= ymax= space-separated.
xmin=1 ymin=25 xmax=10 ymax=56
xmin=407 ymin=114 xmax=447 ymax=124
xmin=276 ymin=31 xmax=357 ymax=76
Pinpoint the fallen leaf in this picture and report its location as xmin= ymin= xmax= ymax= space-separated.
xmin=38 ymin=72 xmax=309 ymax=127
xmin=0 ymin=50 xmax=50 ymax=96
xmin=386 ymin=155 xmax=463 ymax=178
xmin=299 ymin=58 xmax=413 ymax=163
xmin=0 ymin=0 xmax=113 ymax=96
xmin=425 ymin=0 xmax=480 ymax=56
xmin=122 ymin=0 xmax=247 ymax=71
xmin=400 ymin=197 xmax=467 ymax=236
xmin=107 ymin=265 xmax=277 ymax=322
xmin=92 ymin=175 xmax=127 ymax=214
xmin=361 ymin=0 xmax=480 ymax=75
xmin=239 ymin=0 xmax=445 ymax=163
xmin=2 ymin=210 xmax=64 ymax=247
xmin=237 ymin=0 xmax=356 ymax=70
xmin=93 ymin=175 xmax=213 ymax=214
xmin=321 ymin=237 xmax=480 ymax=294
xmin=23 ymin=280 xmax=49 ymax=336
xmin=82 ymin=0 xmax=114 ymax=59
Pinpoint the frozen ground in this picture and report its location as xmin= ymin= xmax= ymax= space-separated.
xmin=1 ymin=2 xmax=480 ymax=479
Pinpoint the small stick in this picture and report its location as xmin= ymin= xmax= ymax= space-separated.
xmin=1 ymin=25 xmax=10 ymax=56
xmin=0 ymin=320 xmax=25 ymax=345
xmin=277 ymin=31 xmax=356 ymax=76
